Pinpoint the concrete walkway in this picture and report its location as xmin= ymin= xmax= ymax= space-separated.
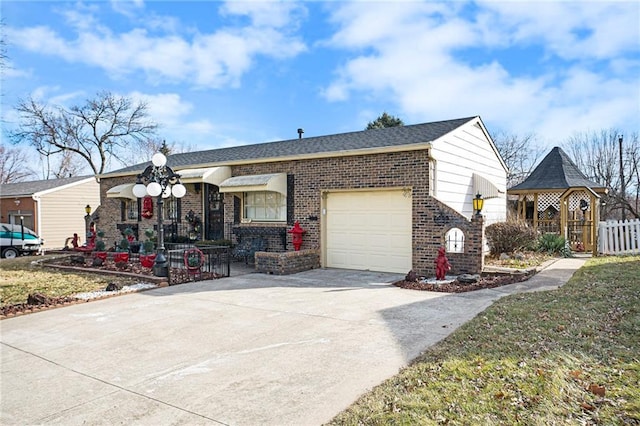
xmin=0 ymin=258 xmax=586 ymax=426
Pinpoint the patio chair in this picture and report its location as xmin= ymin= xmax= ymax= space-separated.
xmin=232 ymin=237 xmax=266 ymax=264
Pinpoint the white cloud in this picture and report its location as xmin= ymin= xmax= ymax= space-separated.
xmin=321 ymin=1 xmax=640 ymax=142
xmin=6 ymin=2 xmax=307 ymax=89
xmin=220 ymin=1 xmax=308 ymax=29
xmin=478 ymin=1 xmax=640 ymax=60
xmin=129 ymin=91 xmax=223 ymax=147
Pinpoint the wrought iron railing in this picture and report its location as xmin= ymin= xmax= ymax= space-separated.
xmin=166 ymin=245 xmax=231 ymax=285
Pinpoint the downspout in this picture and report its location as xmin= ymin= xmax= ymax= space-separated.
xmin=32 ymin=194 xmax=42 ymax=240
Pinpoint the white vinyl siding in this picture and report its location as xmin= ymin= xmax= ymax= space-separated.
xmin=430 ymin=120 xmax=507 ymax=226
xmin=37 ymin=179 xmax=100 ymax=250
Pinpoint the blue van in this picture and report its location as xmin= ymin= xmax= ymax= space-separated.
xmin=0 ymin=223 xmax=43 ymax=258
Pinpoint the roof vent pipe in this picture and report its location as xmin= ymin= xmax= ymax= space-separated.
xmin=297 ymin=128 xmax=304 ymax=139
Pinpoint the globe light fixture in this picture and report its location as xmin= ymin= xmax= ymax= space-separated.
xmin=133 ymin=151 xmax=187 ymax=277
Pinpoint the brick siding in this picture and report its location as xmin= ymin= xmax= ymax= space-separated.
xmin=255 ymin=249 xmax=321 ymax=275
xmin=99 ymin=149 xmax=485 ymax=276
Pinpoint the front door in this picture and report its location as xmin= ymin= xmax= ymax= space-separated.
xmin=204 ymin=184 xmax=224 ymax=241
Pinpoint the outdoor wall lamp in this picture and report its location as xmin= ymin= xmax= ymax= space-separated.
xmin=473 ymin=193 xmax=484 ymax=217
xmin=132 ymin=152 xmax=187 ymax=277
xmin=85 ymin=204 xmax=92 ymax=215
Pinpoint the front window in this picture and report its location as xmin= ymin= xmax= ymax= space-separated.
xmin=244 ymin=192 xmax=286 ymax=221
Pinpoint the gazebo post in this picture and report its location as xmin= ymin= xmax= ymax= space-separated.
xmin=533 ymin=193 xmax=538 ymax=231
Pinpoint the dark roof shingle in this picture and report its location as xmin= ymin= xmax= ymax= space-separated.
xmin=103 ymin=117 xmax=477 ymax=176
xmin=509 ymin=147 xmax=605 ymax=191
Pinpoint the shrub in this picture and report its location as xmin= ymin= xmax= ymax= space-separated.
xmin=537 ymin=233 xmax=572 ymax=257
xmin=485 ymin=221 xmax=537 ymax=255
xmin=95 ymin=239 xmax=106 ymax=252
xmin=142 ymin=240 xmax=154 ymax=254
xmin=118 ymin=238 xmax=130 ymax=252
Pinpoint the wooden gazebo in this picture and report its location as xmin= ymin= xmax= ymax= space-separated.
xmin=508 ymin=147 xmax=608 ymax=255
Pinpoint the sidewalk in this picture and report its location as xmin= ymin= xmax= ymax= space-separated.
xmin=0 ymin=258 xmax=586 ymax=426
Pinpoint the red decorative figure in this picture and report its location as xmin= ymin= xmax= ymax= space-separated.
xmin=435 ymin=247 xmax=451 ymax=280
xmin=288 ymin=221 xmax=306 ymax=251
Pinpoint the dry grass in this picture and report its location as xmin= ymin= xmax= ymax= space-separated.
xmin=328 ymin=255 xmax=640 ymax=425
xmin=0 ymin=254 xmax=139 ymax=306
xmin=484 ymin=251 xmax=554 ymax=269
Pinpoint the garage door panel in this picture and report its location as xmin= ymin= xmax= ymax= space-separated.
xmin=326 ymin=191 xmax=411 ymax=273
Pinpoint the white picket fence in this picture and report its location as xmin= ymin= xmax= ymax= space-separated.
xmin=598 ymin=219 xmax=640 ymax=255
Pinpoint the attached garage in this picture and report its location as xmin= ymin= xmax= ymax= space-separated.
xmin=324 ymin=190 xmax=412 ymax=273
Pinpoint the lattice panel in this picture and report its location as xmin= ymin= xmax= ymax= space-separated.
xmin=569 ymin=191 xmax=589 ymax=212
xmin=537 ymin=192 xmax=561 ymax=212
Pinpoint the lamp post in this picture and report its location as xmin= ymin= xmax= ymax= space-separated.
xmin=473 ymin=193 xmax=484 ymax=217
xmin=84 ymin=204 xmax=92 ymax=239
xmin=132 ymin=152 xmax=186 ymax=277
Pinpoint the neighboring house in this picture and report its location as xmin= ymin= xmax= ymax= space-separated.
xmin=508 ymin=147 xmax=608 ymax=255
xmin=0 ymin=176 xmax=100 ymax=251
xmin=99 ymin=116 xmax=507 ymax=275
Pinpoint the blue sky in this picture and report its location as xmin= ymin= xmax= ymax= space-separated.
xmin=2 ymin=0 xmax=639 ymax=171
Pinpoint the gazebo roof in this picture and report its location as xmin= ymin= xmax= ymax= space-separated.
xmin=508 ymin=147 xmax=606 ymax=192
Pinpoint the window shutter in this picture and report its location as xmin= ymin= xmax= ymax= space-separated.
xmin=234 ymin=196 xmax=241 ymax=224
xmin=287 ymin=174 xmax=295 ymax=225
xmin=120 ymin=201 xmax=126 ymax=221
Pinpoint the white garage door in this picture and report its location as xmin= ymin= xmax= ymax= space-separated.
xmin=325 ymin=190 xmax=412 ymax=273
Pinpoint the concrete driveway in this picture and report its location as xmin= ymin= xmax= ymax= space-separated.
xmin=1 ymin=260 xmax=584 ymax=425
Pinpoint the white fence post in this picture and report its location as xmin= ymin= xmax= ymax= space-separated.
xmin=598 ymin=219 xmax=640 ymax=255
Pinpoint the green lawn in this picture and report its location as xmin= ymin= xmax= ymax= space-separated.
xmin=0 ymin=254 xmax=139 ymax=306
xmin=329 ymin=255 xmax=640 ymax=425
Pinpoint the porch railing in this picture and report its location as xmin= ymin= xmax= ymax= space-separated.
xmin=166 ymin=245 xmax=231 ymax=285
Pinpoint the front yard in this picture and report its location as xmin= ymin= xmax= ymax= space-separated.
xmin=329 ymin=255 xmax=640 ymax=425
xmin=0 ymin=255 xmax=141 ymax=308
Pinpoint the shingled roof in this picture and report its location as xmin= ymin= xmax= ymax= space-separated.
xmin=509 ymin=147 xmax=605 ymax=192
xmin=102 ymin=116 xmax=477 ymax=177
xmin=0 ymin=176 xmax=94 ymax=198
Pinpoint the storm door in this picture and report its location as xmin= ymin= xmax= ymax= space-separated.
xmin=204 ymin=184 xmax=224 ymax=241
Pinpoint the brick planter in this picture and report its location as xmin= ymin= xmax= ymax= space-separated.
xmin=255 ymin=249 xmax=320 ymax=275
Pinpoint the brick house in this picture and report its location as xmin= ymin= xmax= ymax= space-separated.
xmin=98 ymin=116 xmax=507 ymax=276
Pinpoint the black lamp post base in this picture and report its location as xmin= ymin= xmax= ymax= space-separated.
xmin=153 ymin=252 xmax=169 ymax=277
xmin=153 ymin=264 xmax=169 ymax=277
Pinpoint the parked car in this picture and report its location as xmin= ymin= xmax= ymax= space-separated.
xmin=0 ymin=223 xmax=43 ymax=258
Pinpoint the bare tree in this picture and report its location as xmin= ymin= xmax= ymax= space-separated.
xmin=0 ymin=144 xmax=36 ymax=183
xmin=493 ymin=131 xmax=544 ymax=188
xmin=118 ymin=137 xmax=196 ymax=166
xmin=11 ymin=91 xmax=158 ymax=177
xmin=564 ymin=129 xmax=639 ymax=220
